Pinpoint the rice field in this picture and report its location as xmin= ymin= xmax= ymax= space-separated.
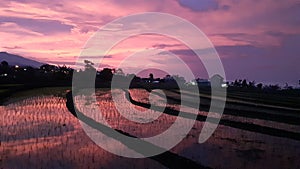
xmin=1 ymin=88 xmax=300 ymax=169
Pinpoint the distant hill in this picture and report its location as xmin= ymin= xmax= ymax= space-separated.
xmin=0 ymin=52 xmax=44 ymax=68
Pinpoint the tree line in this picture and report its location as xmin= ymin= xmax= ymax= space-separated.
xmin=0 ymin=60 xmax=296 ymax=91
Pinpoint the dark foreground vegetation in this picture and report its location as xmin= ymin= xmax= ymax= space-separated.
xmin=1 ymin=59 xmax=299 ymax=169
xmin=1 ymin=59 xmax=299 ymax=109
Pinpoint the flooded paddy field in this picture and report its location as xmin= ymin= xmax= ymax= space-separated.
xmin=1 ymin=88 xmax=300 ymax=169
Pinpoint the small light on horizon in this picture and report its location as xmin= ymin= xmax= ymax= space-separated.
xmin=221 ymin=83 xmax=228 ymax=88
xmin=190 ymin=81 xmax=197 ymax=85
xmin=15 ymin=65 xmax=19 ymax=68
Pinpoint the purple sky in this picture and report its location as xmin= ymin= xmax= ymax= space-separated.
xmin=0 ymin=0 xmax=299 ymax=85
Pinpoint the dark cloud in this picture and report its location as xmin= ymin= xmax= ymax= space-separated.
xmin=216 ymin=45 xmax=268 ymax=58
xmin=231 ymin=2 xmax=300 ymax=29
xmin=221 ymin=5 xmax=230 ymax=11
xmin=79 ymin=26 xmax=99 ymax=34
xmin=0 ymin=16 xmax=73 ymax=35
xmin=157 ymin=48 xmax=209 ymax=79
xmin=281 ymin=3 xmax=300 ymax=26
xmin=64 ymin=14 xmax=115 ymax=33
xmin=177 ymin=0 xmax=228 ymax=12
xmin=6 ymin=0 xmax=48 ymax=3
xmin=159 ymin=48 xmax=218 ymax=59
xmin=48 ymin=60 xmax=113 ymax=69
xmin=2 ymin=46 xmax=23 ymax=50
xmin=152 ymin=43 xmax=183 ymax=49
xmin=156 ymin=41 xmax=299 ymax=84
xmin=264 ymin=31 xmax=287 ymax=38
xmin=212 ymin=33 xmax=259 ymax=45
xmin=218 ymin=42 xmax=300 ymax=84
xmin=47 ymin=60 xmax=78 ymax=66
xmin=79 ymin=55 xmax=114 ymax=59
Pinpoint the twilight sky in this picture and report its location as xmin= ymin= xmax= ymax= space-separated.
xmin=0 ymin=0 xmax=299 ymax=85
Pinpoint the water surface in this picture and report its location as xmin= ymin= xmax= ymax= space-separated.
xmin=1 ymin=88 xmax=299 ymax=169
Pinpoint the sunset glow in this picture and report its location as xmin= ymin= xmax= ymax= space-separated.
xmin=0 ymin=0 xmax=299 ymax=84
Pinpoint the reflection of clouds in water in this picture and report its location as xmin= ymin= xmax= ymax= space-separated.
xmin=75 ymin=89 xmax=179 ymax=138
xmin=1 ymin=96 xmax=76 ymax=142
xmin=1 ymin=121 xmax=74 ymax=141
xmin=1 ymin=91 xmax=300 ymax=169
xmin=112 ymin=89 xmax=165 ymax=124
xmin=0 ymin=95 xmax=168 ymax=169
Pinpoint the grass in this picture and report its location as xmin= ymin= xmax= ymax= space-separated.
xmin=2 ymin=88 xmax=299 ymax=169
xmin=172 ymin=87 xmax=300 ymax=109
xmin=1 ymin=83 xmax=299 ymax=111
xmin=226 ymin=90 xmax=300 ymax=109
xmin=0 ymin=89 xmax=9 ymax=93
xmin=0 ymin=84 xmax=70 ymax=104
xmin=0 ymin=84 xmax=23 ymax=88
xmin=0 ymin=84 xmax=23 ymax=104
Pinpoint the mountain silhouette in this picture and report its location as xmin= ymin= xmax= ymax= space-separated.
xmin=0 ymin=52 xmax=44 ymax=67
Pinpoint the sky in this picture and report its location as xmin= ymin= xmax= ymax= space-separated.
xmin=0 ymin=0 xmax=299 ymax=85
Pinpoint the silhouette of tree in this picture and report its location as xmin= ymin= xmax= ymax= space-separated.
xmin=149 ymin=73 xmax=154 ymax=80
xmin=1 ymin=60 xmax=8 ymax=67
xmin=265 ymin=84 xmax=281 ymax=91
xmin=55 ymin=65 xmax=73 ymax=80
xmin=233 ymin=80 xmax=239 ymax=87
xmin=40 ymin=64 xmax=57 ymax=72
xmin=248 ymin=81 xmax=256 ymax=88
xmin=84 ymin=60 xmax=96 ymax=72
xmin=242 ymin=79 xmax=248 ymax=88
xmin=256 ymin=83 xmax=263 ymax=90
xmin=99 ymin=68 xmax=113 ymax=81
xmin=0 ymin=60 xmax=9 ymax=74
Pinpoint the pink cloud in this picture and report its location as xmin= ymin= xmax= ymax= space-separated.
xmin=0 ymin=0 xmax=299 ymax=83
